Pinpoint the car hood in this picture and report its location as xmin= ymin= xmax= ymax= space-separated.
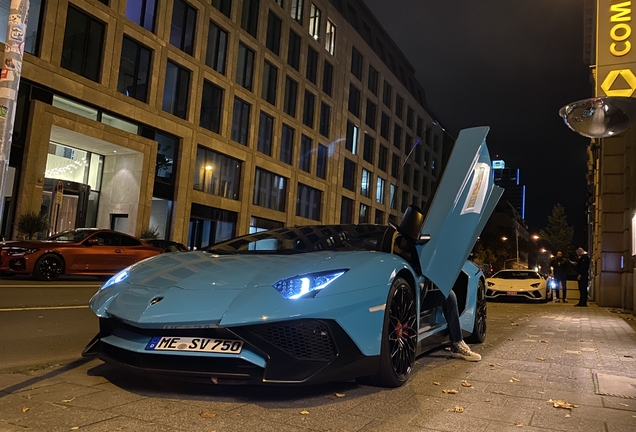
xmin=94 ymin=250 xmax=384 ymax=325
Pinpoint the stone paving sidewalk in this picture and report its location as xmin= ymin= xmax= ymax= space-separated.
xmin=1 ymin=302 xmax=635 ymax=432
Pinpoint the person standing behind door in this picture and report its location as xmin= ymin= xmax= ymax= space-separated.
xmin=574 ymin=247 xmax=590 ymax=307
xmin=550 ymin=251 xmax=568 ymax=303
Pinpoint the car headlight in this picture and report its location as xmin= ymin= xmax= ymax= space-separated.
xmin=2 ymin=247 xmax=39 ymax=256
xmin=100 ymin=267 xmax=131 ymax=290
xmin=486 ymin=281 xmax=495 ymax=287
xmin=530 ymin=283 xmax=541 ymax=288
xmin=273 ymin=269 xmax=348 ymax=299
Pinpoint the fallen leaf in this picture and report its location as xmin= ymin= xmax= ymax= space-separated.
xmin=514 ymin=422 xmax=523 ymax=427
xmin=508 ymin=338 xmax=514 ymax=341
xmin=444 ymin=405 xmax=464 ymax=413
xmin=21 ymin=407 xmax=29 ymax=413
xmin=489 ymin=363 xmax=496 ymax=367
xmin=538 ymin=391 xmax=545 ymax=394
xmin=493 ymin=391 xmax=505 ymax=395
xmin=461 ymin=380 xmax=472 ymax=387
xmin=616 ymin=403 xmax=629 ymax=407
xmin=510 ymin=377 xmax=520 ymax=382
xmin=61 ymin=397 xmax=76 ymax=403
xmin=335 ymin=393 xmax=345 ymax=398
xmin=300 ymin=410 xmax=310 ymax=415
xmin=443 ymin=389 xmax=459 ymax=394
xmin=624 ymin=355 xmax=633 ymax=358
xmin=71 ymin=428 xmax=80 ymax=431
xmin=540 ymin=340 xmax=548 ymax=343
xmin=511 ymin=323 xmax=519 ymax=326
xmin=565 ymin=413 xmax=571 ymax=418
xmin=536 ymin=357 xmax=546 ymax=361
xmin=547 ymin=399 xmax=580 ymax=409
xmin=200 ymin=411 xmax=216 ymax=418
xmin=433 ymin=382 xmax=441 ymax=386
xmin=485 ymin=398 xmax=491 ymax=402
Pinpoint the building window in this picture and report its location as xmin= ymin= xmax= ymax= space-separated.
xmin=343 ymin=158 xmax=356 ymax=191
xmin=280 ymin=124 xmax=295 ymax=165
xmin=316 ymin=144 xmax=328 ymax=179
xmin=382 ymin=81 xmax=391 ymax=107
xmin=325 ymin=19 xmax=336 ymax=55
xmin=302 ymin=90 xmax=315 ymax=128
xmin=306 ymin=46 xmax=318 ymax=83
xmin=254 ymin=168 xmax=286 ymax=212
xmin=348 ymin=84 xmax=360 ymax=117
xmin=361 ymin=168 xmax=371 ymax=198
xmin=200 ymin=80 xmax=223 ymax=133
xmin=380 ymin=112 xmax=389 ymax=139
xmin=390 ymin=184 xmax=397 ymax=209
xmin=319 ymin=102 xmax=331 ymax=137
xmin=288 ymin=30 xmax=301 ymax=70
xmin=162 ymin=60 xmax=190 ymax=119
xmin=415 ymin=140 xmax=422 ymax=166
xmin=300 ymin=134 xmax=312 ymax=172
xmin=393 ymin=124 xmax=402 ymax=150
xmin=413 ymin=169 xmax=420 ymax=191
xmin=257 ymin=111 xmax=274 ymax=156
xmin=365 ymin=100 xmax=377 ymax=129
xmin=250 ymin=216 xmax=284 ymax=233
xmin=359 ymin=203 xmax=369 ymax=224
xmin=231 ymin=97 xmax=251 ymax=145
xmin=126 ymin=0 xmax=157 ymax=32
xmin=194 ymin=146 xmax=241 ymax=199
xmin=297 ymin=183 xmax=322 ymax=220
xmin=61 ymin=6 xmax=105 ymax=82
xmin=407 ymin=106 xmax=414 ymax=129
xmin=378 ymin=145 xmax=388 ymax=172
xmin=212 ymin=0 xmax=232 ymax=17
xmin=206 ymin=21 xmax=228 ymax=74
xmin=401 ymin=190 xmax=409 ymax=212
xmin=291 ymin=0 xmax=303 ymax=24
xmin=340 ymin=197 xmax=353 ymax=223
xmin=241 ymin=0 xmax=259 ymax=37
xmin=375 ymin=209 xmax=384 ymax=224
xmin=169 ymin=0 xmax=196 ymax=55
xmin=284 ymin=76 xmax=298 ymax=117
xmin=346 ymin=121 xmax=358 ymax=154
xmin=402 ymin=163 xmax=410 ymax=185
xmin=309 ymin=3 xmax=321 ymax=40
xmin=376 ymin=177 xmax=385 ymax=204
xmin=405 ymin=134 xmax=413 ymax=156
xmin=266 ymin=11 xmax=282 ymax=55
xmin=395 ymin=94 xmax=404 ymax=119
xmin=188 ymin=204 xmax=237 ymax=250
xmin=391 ymin=154 xmax=400 ymax=178
xmin=262 ymin=61 xmax=278 ymax=106
xmin=351 ymin=47 xmax=363 ymax=80
xmin=363 ymin=134 xmax=374 ymax=164
xmin=236 ymin=43 xmax=255 ymax=91
xmin=368 ymin=65 xmax=378 ymax=95
xmin=117 ymin=36 xmax=151 ymax=102
xmin=416 ymin=117 xmax=423 ymax=137
xmin=322 ymin=61 xmax=333 ymax=96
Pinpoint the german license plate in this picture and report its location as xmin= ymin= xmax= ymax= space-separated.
xmin=145 ymin=336 xmax=243 ymax=353
xmin=506 ymin=291 xmax=517 ymax=296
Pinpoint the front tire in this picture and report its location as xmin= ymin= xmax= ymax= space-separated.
xmin=33 ymin=254 xmax=65 ymax=281
xmin=466 ymin=279 xmax=487 ymax=344
xmin=372 ymin=277 xmax=418 ymax=387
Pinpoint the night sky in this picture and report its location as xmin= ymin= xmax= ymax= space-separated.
xmin=362 ymin=0 xmax=592 ymax=243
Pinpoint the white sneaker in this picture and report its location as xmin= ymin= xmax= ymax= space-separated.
xmin=451 ymin=341 xmax=482 ymax=362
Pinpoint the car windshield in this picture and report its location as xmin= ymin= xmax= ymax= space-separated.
xmin=206 ymin=224 xmax=392 ymax=255
xmin=492 ymin=271 xmax=540 ymax=280
xmin=46 ymin=230 xmax=94 ymax=242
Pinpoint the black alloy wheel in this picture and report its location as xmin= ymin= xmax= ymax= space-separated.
xmin=33 ymin=254 xmax=64 ymax=281
xmin=466 ymin=279 xmax=487 ymax=344
xmin=373 ymin=277 xmax=418 ymax=387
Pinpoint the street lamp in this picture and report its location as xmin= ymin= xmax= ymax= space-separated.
xmin=502 ymin=230 xmax=520 ymax=268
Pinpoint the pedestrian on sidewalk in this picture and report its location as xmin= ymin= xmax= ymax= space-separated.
xmin=574 ymin=247 xmax=590 ymax=307
xmin=550 ymin=251 xmax=569 ymax=302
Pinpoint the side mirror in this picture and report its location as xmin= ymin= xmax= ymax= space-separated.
xmin=86 ymin=238 xmax=99 ymax=246
xmin=415 ymin=234 xmax=430 ymax=246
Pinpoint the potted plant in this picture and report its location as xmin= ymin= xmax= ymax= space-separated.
xmin=16 ymin=211 xmax=49 ymax=240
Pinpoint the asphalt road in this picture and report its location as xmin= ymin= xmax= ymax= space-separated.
xmin=0 ymin=277 xmax=101 ymax=371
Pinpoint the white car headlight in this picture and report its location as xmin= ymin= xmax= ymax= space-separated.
xmin=100 ymin=267 xmax=131 ymax=290
xmin=486 ymin=281 xmax=495 ymax=287
xmin=273 ymin=270 xmax=348 ymax=299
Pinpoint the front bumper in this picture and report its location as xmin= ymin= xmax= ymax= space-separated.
xmin=486 ymin=288 xmax=545 ymax=301
xmin=84 ymin=317 xmax=379 ymax=384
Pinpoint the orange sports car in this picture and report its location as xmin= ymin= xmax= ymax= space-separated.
xmin=0 ymin=229 xmax=163 ymax=281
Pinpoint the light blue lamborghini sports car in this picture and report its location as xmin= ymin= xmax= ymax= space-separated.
xmin=84 ymin=127 xmax=503 ymax=387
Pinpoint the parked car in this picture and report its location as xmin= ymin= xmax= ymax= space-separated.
xmin=83 ymin=126 xmax=503 ymax=387
xmin=146 ymin=239 xmax=188 ymax=252
xmin=485 ymin=269 xmax=553 ymax=302
xmin=0 ymin=229 xmax=163 ymax=281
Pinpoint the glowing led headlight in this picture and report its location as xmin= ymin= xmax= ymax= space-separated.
xmin=486 ymin=281 xmax=495 ymax=287
xmin=273 ymin=269 xmax=348 ymax=299
xmin=100 ymin=267 xmax=130 ymax=290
